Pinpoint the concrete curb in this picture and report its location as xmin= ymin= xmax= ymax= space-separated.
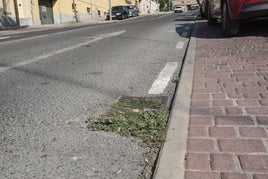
xmin=0 ymin=13 xmax=167 ymax=37
xmin=0 ymin=18 xmax=110 ymax=36
xmin=153 ymin=22 xmax=198 ymax=179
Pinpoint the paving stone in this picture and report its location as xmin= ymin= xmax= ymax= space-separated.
xmin=210 ymin=153 xmax=236 ymax=172
xmin=239 ymin=155 xmax=268 ymax=173
xmin=191 ymin=93 xmax=210 ymax=100
xmin=239 ymin=127 xmax=268 ymax=138
xmin=187 ymin=138 xmax=215 ymax=152
xmin=185 ymin=153 xmax=210 ymax=171
xmin=236 ymin=100 xmax=260 ymax=106
xmin=259 ymin=99 xmax=268 ymax=106
xmin=189 ymin=116 xmax=214 ymax=126
xmin=246 ymin=107 xmax=268 ymax=115
xmin=253 ymin=174 xmax=268 ymax=179
xmin=184 ymin=171 xmax=220 ymax=179
xmin=191 ymin=100 xmax=210 ymax=108
xmin=188 ymin=126 xmax=208 ymax=137
xmin=221 ymin=172 xmax=251 ymax=179
xmin=212 ymin=93 xmax=227 ymax=100
xmin=225 ymin=107 xmax=243 ymax=115
xmin=209 ymin=127 xmax=236 ymax=139
xmin=190 ymin=107 xmax=224 ymax=116
xmin=257 ymin=116 xmax=268 ymax=125
xmin=213 ymin=100 xmax=233 ymax=107
xmin=215 ymin=116 xmax=254 ymax=126
xmin=218 ymin=139 xmax=266 ymax=153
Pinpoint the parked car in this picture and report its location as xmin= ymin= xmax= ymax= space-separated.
xmin=191 ymin=5 xmax=199 ymax=10
xmin=174 ymin=6 xmax=183 ymax=13
xmin=107 ymin=6 xmax=129 ymax=20
xmin=127 ymin=5 xmax=139 ymax=17
xmin=206 ymin=0 xmax=268 ymax=37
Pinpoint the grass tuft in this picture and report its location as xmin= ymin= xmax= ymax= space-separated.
xmin=87 ymin=97 xmax=168 ymax=148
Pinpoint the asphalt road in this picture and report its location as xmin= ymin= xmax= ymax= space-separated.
xmin=0 ymin=12 xmax=197 ymax=178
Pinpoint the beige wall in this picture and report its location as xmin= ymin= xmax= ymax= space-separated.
xmin=140 ymin=0 xmax=159 ymax=14
xmin=16 ymin=0 xmax=36 ymax=26
xmin=53 ymin=0 xmax=135 ymax=24
xmin=0 ymin=0 xmax=17 ymax=27
xmin=1 ymin=0 xmax=136 ymax=27
xmin=1 ymin=0 xmax=16 ymax=19
xmin=173 ymin=0 xmax=198 ymax=6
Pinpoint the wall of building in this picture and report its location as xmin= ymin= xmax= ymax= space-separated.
xmin=1 ymin=0 xmax=138 ymax=27
xmin=16 ymin=0 xmax=36 ymax=26
xmin=172 ymin=0 xmax=198 ymax=10
xmin=0 ymin=0 xmax=17 ymax=28
xmin=53 ymin=0 xmax=134 ymax=24
xmin=140 ymin=0 xmax=159 ymax=14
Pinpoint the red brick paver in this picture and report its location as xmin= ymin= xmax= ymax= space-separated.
xmin=184 ymin=21 xmax=268 ymax=178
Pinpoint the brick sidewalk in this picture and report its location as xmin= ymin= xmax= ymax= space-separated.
xmin=184 ymin=21 xmax=268 ymax=179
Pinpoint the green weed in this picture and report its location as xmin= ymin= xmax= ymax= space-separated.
xmin=87 ymin=97 xmax=168 ymax=148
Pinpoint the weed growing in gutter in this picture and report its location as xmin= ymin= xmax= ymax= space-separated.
xmin=87 ymin=96 xmax=169 ymax=178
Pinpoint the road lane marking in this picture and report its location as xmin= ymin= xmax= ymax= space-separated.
xmin=155 ymin=14 xmax=169 ymax=19
xmin=176 ymin=41 xmax=184 ymax=49
xmin=98 ymin=30 xmax=126 ymax=38
xmin=148 ymin=62 xmax=178 ymax=95
xmin=0 ymin=36 xmax=11 ymax=40
xmin=52 ymin=26 xmax=97 ymax=35
xmin=0 ymin=35 xmax=48 ymax=45
xmin=0 ymin=30 xmax=126 ymax=74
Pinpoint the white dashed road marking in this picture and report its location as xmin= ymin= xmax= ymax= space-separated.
xmin=0 ymin=30 xmax=126 ymax=73
xmin=176 ymin=41 xmax=184 ymax=49
xmin=0 ymin=35 xmax=48 ymax=45
xmin=148 ymin=62 xmax=178 ymax=95
xmin=0 ymin=36 xmax=11 ymax=40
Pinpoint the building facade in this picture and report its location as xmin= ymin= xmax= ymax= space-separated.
xmin=172 ymin=0 xmax=198 ymax=10
xmin=139 ymin=0 xmax=159 ymax=15
xmin=1 ymin=0 xmax=136 ymax=28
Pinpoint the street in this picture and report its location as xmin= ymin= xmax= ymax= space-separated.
xmin=0 ymin=12 xmax=196 ymax=178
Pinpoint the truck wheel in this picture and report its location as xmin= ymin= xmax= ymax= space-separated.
xmin=207 ymin=3 xmax=217 ymax=25
xmin=222 ymin=1 xmax=239 ymax=37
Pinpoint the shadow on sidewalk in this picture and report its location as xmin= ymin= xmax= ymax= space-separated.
xmin=189 ymin=19 xmax=268 ymax=39
xmin=0 ymin=25 xmax=29 ymax=31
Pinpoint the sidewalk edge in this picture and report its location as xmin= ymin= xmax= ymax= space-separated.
xmin=153 ymin=22 xmax=198 ymax=179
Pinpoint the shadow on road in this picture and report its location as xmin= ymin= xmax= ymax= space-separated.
xmin=191 ymin=18 xmax=268 ymax=39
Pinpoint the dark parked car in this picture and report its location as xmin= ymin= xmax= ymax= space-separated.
xmin=107 ymin=6 xmax=129 ymax=20
xmin=127 ymin=5 xmax=139 ymax=17
xmin=205 ymin=0 xmax=268 ymax=36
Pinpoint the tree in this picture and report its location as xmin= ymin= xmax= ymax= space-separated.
xmin=158 ymin=0 xmax=169 ymax=11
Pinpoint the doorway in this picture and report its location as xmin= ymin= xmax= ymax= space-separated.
xmin=39 ymin=0 xmax=54 ymax=24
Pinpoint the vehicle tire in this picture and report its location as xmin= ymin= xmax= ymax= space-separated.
xmin=201 ymin=2 xmax=208 ymax=19
xmin=222 ymin=1 xmax=239 ymax=37
xmin=200 ymin=10 xmax=206 ymax=19
xmin=121 ymin=15 xmax=125 ymax=20
xmin=207 ymin=3 xmax=217 ymax=25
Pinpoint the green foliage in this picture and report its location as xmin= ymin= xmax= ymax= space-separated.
xmin=88 ymin=97 xmax=168 ymax=148
xmin=158 ymin=0 xmax=171 ymax=11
